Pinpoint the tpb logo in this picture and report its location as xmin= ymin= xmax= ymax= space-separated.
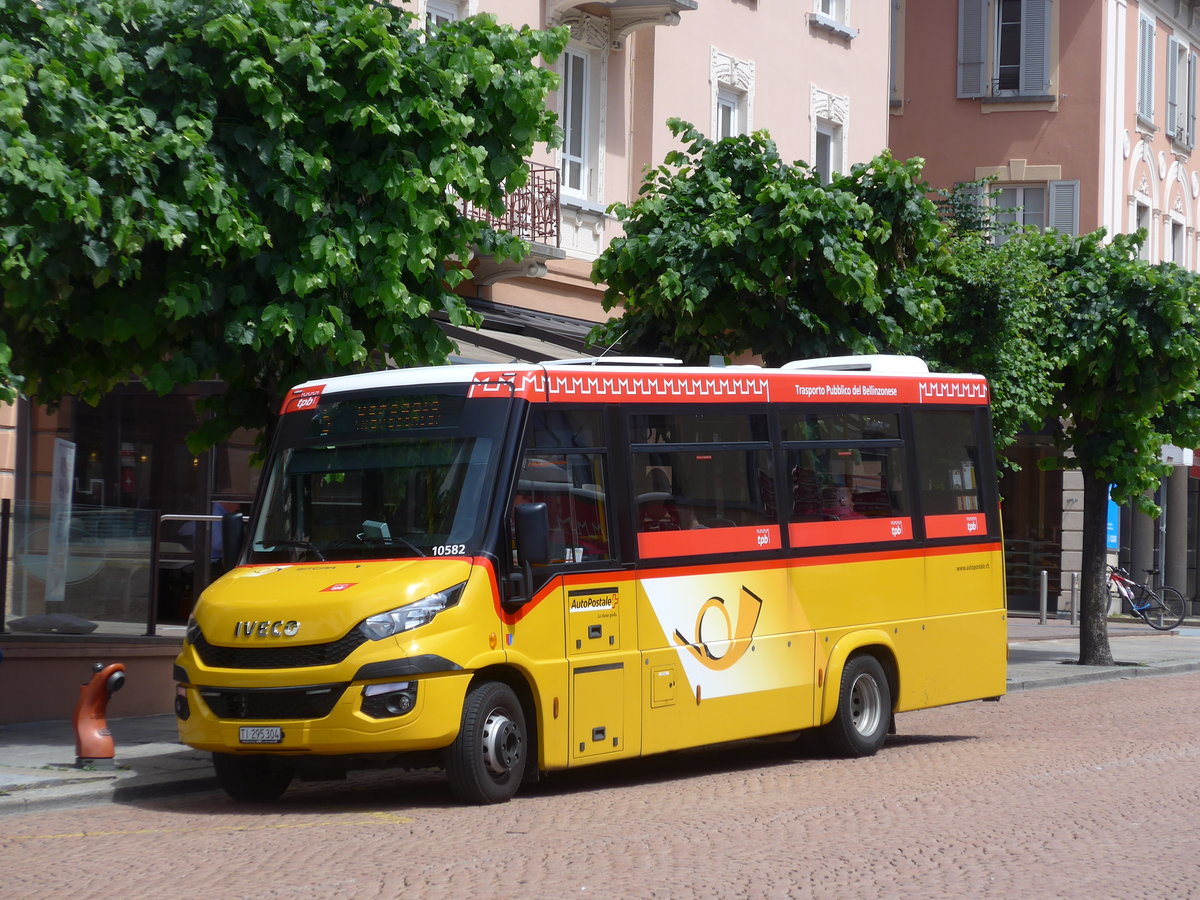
xmin=755 ymin=528 xmax=771 ymax=547
xmin=966 ymin=516 xmax=979 ymax=533
xmin=890 ymin=520 xmax=904 ymax=537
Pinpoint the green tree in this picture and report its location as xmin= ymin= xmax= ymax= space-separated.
xmin=590 ymin=120 xmax=946 ymax=364
xmin=0 ymin=0 xmax=566 ymax=448
xmin=923 ymin=181 xmax=1060 ymax=456
xmin=1033 ymin=230 xmax=1200 ymax=665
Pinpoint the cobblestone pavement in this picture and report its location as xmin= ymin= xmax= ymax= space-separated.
xmin=2 ymin=671 xmax=1198 ymax=899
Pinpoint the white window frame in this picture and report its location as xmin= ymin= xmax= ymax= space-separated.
xmin=559 ymin=46 xmax=591 ymax=199
xmin=1166 ymin=36 xmax=1197 ymax=148
xmin=1134 ymin=200 xmax=1152 ymax=259
xmin=811 ymin=0 xmax=857 ymax=38
xmin=1169 ymin=217 xmax=1186 ymax=264
xmin=814 ymin=121 xmax=842 ymax=184
xmin=819 ymin=0 xmax=845 ymax=20
xmin=716 ymin=88 xmax=745 ymax=140
xmin=1138 ymin=14 xmax=1156 ymax=125
xmin=710 ymin=48 xmax=755 ymax=141
xmin=425 ymin=0 xmax=457 ymax=28
xmin=810 ymin=85 xmax=848 ymax=182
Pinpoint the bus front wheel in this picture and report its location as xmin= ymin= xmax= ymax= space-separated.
xmin=821 ymin=654 xmax=891 ymax=758
xmin=212 ymin=752 xmax=294 ymax=802
xmin=445 ymin=681 xmax=528 ymax=804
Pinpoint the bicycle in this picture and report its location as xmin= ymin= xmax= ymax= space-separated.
xmin=1105 ymin=565 xmax=1187 ymax=631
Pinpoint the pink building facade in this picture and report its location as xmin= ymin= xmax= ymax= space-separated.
xmin=424 ymin=0 xmax=895 ymax=334
xmin=891 ymin=0 xmax=1200 ymax=614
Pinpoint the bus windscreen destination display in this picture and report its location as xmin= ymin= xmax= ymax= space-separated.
xmin=309 ymin=395 xmax=465 ymax=438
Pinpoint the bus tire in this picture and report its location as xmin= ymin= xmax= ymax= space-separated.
xmin=212 ymin=752 xmax=294 ymax=802
xmin=445 ymin=681 xmax=527 ymax=804
xmin=821 ymin=654 xmax=890 ymax=758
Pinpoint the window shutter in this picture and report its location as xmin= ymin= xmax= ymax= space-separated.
xmin=1189 ymin=51 xmax=1197 ymax=147
xmin=957 ymin=0 xmax=987 ymax=98
xmin=1047 ymin=180 xmax=1079 ymax=235
xmin=1019 ymin=0 xmax=1050 ymax=95
xmin=1138 ymin=17 xmax=1155 ymax=121
xmin=1167 ymin=36 xmax=1180 ymax=137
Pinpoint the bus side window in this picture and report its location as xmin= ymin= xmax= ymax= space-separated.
xmin=912 ymin=410 xmax=985 ymax=519
xmin=513 ymin=450 xmax=610 ymax=564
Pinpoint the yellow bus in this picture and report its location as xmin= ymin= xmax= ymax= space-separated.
xmin=174 ymin=355 xmax=1006 ymax=804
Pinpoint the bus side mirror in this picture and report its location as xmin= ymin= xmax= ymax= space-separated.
xmin=515 ymin=502 xmax=550 ymax=567
xmin=219 ymin=511 xmax=245 ymax=575
xmin=505 ymin=502 xmax=549 ymax=611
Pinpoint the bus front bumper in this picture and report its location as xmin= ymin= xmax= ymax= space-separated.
xmin=175 ymin=671 xmax=472 ymax=756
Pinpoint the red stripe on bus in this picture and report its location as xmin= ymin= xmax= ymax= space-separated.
xmin=637 ymin=524 xmax=783 ymax=558
xmin=789 ymin=517 xmax=913 ymax=547
xmin=924 ymin=513 xmax=987 ymax=538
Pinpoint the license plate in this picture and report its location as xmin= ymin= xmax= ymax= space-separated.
xmin=238 ymin=726 xmax=284 ymax=744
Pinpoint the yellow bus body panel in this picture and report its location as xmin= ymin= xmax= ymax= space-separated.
xmin=178 ymin=546 xmax=1006 ymax=766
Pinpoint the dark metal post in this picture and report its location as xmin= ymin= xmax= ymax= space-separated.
xmin=146 ymin=508 xmax=161 ymax=637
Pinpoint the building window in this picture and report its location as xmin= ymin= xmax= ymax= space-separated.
xmin=556 ymin=13 xmax=609 ymax=206
xmin=711 ymin=48 xmax=755 ymax=141
xmin=811 ymin=0 xmax=857 ymax=38
xmin=819 ymin=0 xmax=845 ymax=21
xmin=994 ymin=185 xmax=1044 ymax=240
xmin=1138 ymin=15 xmax=1155 ymax=124
xmin=560 ymin=47 xmax=590 ymax=197
xmin=1167 ymin=36 xmax=1197 ymax=147
xmin=958 ymin=0 xmax=1050 ymax=99
xmin=993 ymin=180 xmax=1078 ymax=243
xmin=425 ymin=0 xmax=457 ymax=29
xmin=1135 ymin=201 xmax=1152 ymax=259
xmin=1170 ymin=219 xmax=1186 ymax=264
xmin=814 ymin=121 xmax=842 ymax=183
xmin=811 ymin=86 xmax=847 ymax=183
xmin=717 ymin=88 xmax=745 ymax=139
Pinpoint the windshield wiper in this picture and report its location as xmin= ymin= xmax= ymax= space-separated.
xmin=259 ymin=539 xmax=326 ymax=561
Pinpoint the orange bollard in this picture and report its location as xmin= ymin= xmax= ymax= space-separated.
xmin=73 ymin=661 xmax=126 ymax=768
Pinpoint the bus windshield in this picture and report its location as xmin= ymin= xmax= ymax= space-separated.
xmin=247 ymin=388 xmax=510 ymax=564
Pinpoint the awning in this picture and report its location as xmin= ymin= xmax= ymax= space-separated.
xmin=435 ymin=299 xmax=604 ymax=363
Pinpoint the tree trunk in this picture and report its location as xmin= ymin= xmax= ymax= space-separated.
xmin=1078 ymin=469 xmax=1115 ymax=666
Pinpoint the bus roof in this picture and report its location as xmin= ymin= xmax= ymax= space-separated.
xmin=280 ymin=356 xmax=989 ymax=414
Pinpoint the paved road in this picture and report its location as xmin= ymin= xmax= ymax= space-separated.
xmin=2 ymin=671 xmax=1198 ymax=899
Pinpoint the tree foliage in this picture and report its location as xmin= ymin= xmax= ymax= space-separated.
xmin=590 ymin=120 xmax=946 ymax=365
xmin=1036 ymin=231 xmax=1200 ymax=509
xmin=921 ymin=182 xmax=1060 ymax=456
xmin=0 ymin=0 xmax=566 ymax=448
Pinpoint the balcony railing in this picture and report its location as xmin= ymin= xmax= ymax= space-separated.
xmin=460 ymin=161 xmax=561 ymax=249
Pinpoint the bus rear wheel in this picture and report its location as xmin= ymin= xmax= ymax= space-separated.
xmin=212 ymin=752 xmax=294 ymax=802
xmin=445 ymin=681 xmax=527 ymax=804
xmin=821 ymin=654 xmax=891 ymax=758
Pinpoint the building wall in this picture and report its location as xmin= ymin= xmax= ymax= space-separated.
xmin=478 ymin=1 xmax=894 ymax=324
xmin=890 ymin=0 xmax=1104 ymax=234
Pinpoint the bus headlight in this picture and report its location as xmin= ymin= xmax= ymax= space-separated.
xmin=358 ymin=583 xmax=466 ymax=641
